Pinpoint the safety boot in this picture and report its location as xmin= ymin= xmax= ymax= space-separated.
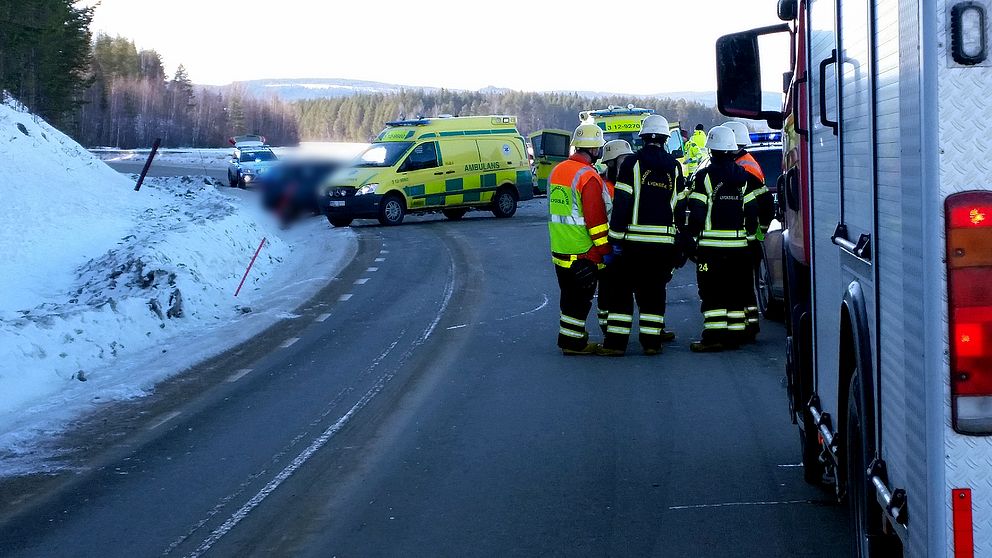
xmin=562 ymin=343 xmax=601 ymax=356
xmin=659 ymin=330 xmax=676 ymax=343
xmin=595 ymin=346 xmax=626 ymax=357
xmin=690 ymin=339 xmax=726 ymax=353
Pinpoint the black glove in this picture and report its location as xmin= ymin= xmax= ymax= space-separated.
xmin=571 ymin=258 xmax=597 ymax=290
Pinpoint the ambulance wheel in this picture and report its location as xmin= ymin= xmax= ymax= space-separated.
xmin=378 ymin=194 xmax=405 ymax=226
xmin=846 ymin=374 xmax=903 ymax=558
xmin=327 ymin=216 xmax=353 ymax=228
xmin=442 ymin=209 xmax=467 ymax=220
xmin=491 ymin=186 xmax=517 ymax=218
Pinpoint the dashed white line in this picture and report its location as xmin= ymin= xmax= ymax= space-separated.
xmin=354 ymin=278 xmax=370 ymax=285
xmin=776 ymin=463 xmax=804 ymax=468
xmin=226 ymin=368 xmax=253 ymax=383
xmin=374 ymin=257 xmax=386 ymax=262
xmin=668 ymin=499 xmax=811 ymax=511
xmin=315 ymin=312 xmax=332 ymax=322
xmin=279 ymin=337 xmax=300 ymax=348
xmin=366 ymin=267 xmax=379 ymax=272
xmin=446 ymin=324 xmax=468 ymax=330
xmin=338 ymin=294 xmax=353 ymax=301
xmin=148 ymin=411 xmax=182 ymax=430
xmin=379 ymin=250 xmax=390 ymax=254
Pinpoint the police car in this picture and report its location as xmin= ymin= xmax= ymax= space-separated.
xmin=227 ymin=135 xmax=279 ymax=188
xmin=748 ymin=132 xmax=785 ymax=319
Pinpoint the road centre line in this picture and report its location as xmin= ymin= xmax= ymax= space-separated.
xmin=225 ymin=369 xmax=253 ymax=383
xmin=279 ymin=337 xmax=300 ymax=348
xmin=354 ymin=278 xmax=370 ymax=285
xmin=446 ymin=324 xmax=468 ymax=330
xmin=366 ymin=267 xmax=379 ymax=272
xmin=148 ymin=411 xmax=182 ymax=430
xmin=668 ymin=499 xmax=813 ymax=511
xmin=375 ymin=257 xmax=386 ymax=262
xmin=181 ymin=247 xmax=457 ymax=558
xmin=379 ymin=250 xmax=390 ymax=254
xmin=315 ymin=313 xmax=332 ymax=322
xmin=338 ymin=294 xmax=353 ymax=301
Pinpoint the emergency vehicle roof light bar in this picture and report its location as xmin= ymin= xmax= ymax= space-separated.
xmin=588 ymin=107 xmax=654 ymax=117
xmin=749 ymin=132 xmax=782 ymax=143
xmin=946 ymin=191 xmax=992 ymax=435
xmin=385 ymin=119 xmax=431 ymax=127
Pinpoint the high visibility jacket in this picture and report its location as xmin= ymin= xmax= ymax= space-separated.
xmin=548 ymin=154 xmax=611 ymax=267
xmin=735 ymin=151 xmax=765 ymax=183
xmin=684 ymin=130 xmax=708 ymax=175
xmin=681 ymin=159 xmax=763 ymax=248
xmin=608 ymin=144 xmax=686 ymax=246
xmin=734 ymin=150 xmax=774 ymax=235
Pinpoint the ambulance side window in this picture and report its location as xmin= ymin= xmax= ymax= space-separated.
xmin=542 ymin=132 xmax=570 ymax=158
xmin=400 ymin=142 xmax=439 ymax=172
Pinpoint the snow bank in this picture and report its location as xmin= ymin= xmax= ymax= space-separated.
xmin=0 ymin=99 xmax=354 ymax=466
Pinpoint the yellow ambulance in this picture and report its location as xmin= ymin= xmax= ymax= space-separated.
xmin=322 ymin=116 xmax=534 ymax=226
xmin=527 ymin=128 xmax=571 ymax=195
xmin=579 ymin=106 xmax=689 ymax=173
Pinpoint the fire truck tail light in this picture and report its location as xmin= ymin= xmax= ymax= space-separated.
xmin=947 ymin=192 xmax=992 ymax=435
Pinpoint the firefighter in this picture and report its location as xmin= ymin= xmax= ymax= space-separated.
xmin=595 ymin=139 xmax=633 ymax=333
xmin=684 ymin=124 xmax=707 ymax=177
xmin=548 ymin=122 xmax=611 ymax=355
xmin=680 ymin=125 xmax=764 ymax=352
xmin=724 ymin=121 xmax=774 ymax=341
xmin=599 ymin=115 xmax=685 ymax=356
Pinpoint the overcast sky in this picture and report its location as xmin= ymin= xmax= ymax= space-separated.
xmin=84 ymin=0 xmax=790 ymax=94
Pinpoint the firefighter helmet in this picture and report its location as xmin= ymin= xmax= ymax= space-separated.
xmin=706 ymin=126 xmax=738 ymax=152
xmin=722 ymin=121 xmax=752 ymax=147
xmin=601 ymin=140 xmax=633 ymax=163
xmin=639 ymin=115 xmax=671 ymax=137
xmin=571 ymin=123 xmax=606 ymax=148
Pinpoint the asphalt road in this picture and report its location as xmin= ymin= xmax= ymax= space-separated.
xmin=0 ymin=199 xmax=849 ymax=557
xmin=106 ymin=160 xmax=229 ymax=181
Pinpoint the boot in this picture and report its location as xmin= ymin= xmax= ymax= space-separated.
xmin=595 ymin=346 xmax=626 ymax=357
xmin=659 ymin=330 xmax=676 ymax=342
xmin=562 ymin=342 xmax=601 ymax=356
xmin=690 ymin=339 xmax=726 ymax=353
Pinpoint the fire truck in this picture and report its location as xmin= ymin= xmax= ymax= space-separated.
xmin=715 ymin=0 xmax=992 ymax=555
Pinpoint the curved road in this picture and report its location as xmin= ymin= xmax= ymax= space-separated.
xmin=0 ymin=200 xmax=848 ymax=557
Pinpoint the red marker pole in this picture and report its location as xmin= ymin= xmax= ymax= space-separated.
xmin=235 ymin=237 xmax=266 ymax=297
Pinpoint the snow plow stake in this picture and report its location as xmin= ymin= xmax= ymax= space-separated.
xmin=235 ymin=237 xmax=267 ymax=297
xmin=134 ymin=137 xmax=161 ymax=192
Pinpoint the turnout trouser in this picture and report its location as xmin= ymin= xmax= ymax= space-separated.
xmin=596 ymin=265 xmax=613 ymax=334
xmin=696 ymin=246 xmax=752 ymax=345
xmin=602 ymin=244 xmax=677 ymax=352
xmin=555 ymin=264 xmax=597 ymax=350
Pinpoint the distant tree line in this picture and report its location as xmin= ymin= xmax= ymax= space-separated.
xmin=0 ymin=5 xmax=300 ymax=148
xmin=296 ymin=90 xmax=726 ymax=142
xmin=0 ymin=0 xmax=94 ymax=128
xmin=75 ymin=35 xmax=299 ymax=148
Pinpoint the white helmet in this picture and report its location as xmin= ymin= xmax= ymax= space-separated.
xmin=706 ymin=126 xmax=738 ymax=152
xmin=722 ymin=121 xmax=752 ymax=147
xmin=601 ymin=139 xmax=633 ymax=163
xmin=639 ymin=114 xmax=671 ymax=137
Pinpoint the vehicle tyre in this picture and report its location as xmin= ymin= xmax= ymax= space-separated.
xmin=228 ymin=172 xmax=238 ymax=187
xmin=327 ymin=216 xmax=353 ymax=228
xmin=756 ymin=255 xmax=784 ymax=320
xmin=377 ymin=193 xmax=406 ymax=226
xmin=491 ymin=186 xmax=517 ymax=218
xmin=237 ymin=174 xmax=246 ymax=188
xmin=846 ymin=374 xmax=903 ymax=557
xmin=442 ymin=208 xmax=467 ymax=220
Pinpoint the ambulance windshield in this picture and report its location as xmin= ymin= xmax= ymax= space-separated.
xmin=354 ymin=142 xmax=413 ymax=167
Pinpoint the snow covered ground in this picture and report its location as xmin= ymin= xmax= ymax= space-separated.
xmin=90 ymin=142 xmax=369 ymax=169
xmin=0 ymin=99 xmax=356 ymax=475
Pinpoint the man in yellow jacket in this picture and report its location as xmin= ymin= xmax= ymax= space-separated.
xmin=683 ymin=124 xmax=707 ymax=176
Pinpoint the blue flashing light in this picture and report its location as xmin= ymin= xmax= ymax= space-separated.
xmin=385 ymin=118 xmax=431 ymax=127
xmin=750 ymin=132 xmax=782 ymax=143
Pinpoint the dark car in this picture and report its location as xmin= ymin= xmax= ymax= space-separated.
xmin=258 ymin=159 xmax=341 ymax=221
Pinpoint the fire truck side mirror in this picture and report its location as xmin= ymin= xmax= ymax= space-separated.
xmin=715 ymin=24 xmax=791 ymax=130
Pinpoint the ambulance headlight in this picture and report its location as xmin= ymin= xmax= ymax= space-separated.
xmin=356 ymin=183 xmax=379 ymax=196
